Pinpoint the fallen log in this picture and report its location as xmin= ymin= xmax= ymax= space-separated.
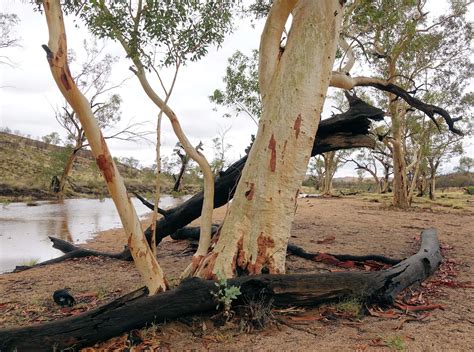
xmin=13 ymin=237 xmax=132 ymax=272
xmin=0 ymin=229 xmax=441 ymax=351
xmin=13 ymin=96 xmax=384 ymax=272
xmin=144 ymin=95 xmax=384 ymax=243
xmin=287 ymin=243 xmax=401 ymax=266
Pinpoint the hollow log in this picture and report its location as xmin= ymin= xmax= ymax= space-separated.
xmin=1 ymin=229 xmax=441 ymax=351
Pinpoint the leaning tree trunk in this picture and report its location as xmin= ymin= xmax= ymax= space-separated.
xmin=194 ymin=0 xmax=344 ymax=278
xmin=41 ymin=0 xmax=166 ymax=293
xmin=173 ymin=153 xmax=188 ymax=192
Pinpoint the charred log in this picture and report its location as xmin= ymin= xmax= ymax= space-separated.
xmin=13 ymin=237 xmax=132 ymax=272
xmin=15 ymin=96 xmax=384 ymax=271
xmin=0 ymin=229 xmax=441 ymax=351
xmin=287 ymin=243 xmax=401 ymax=266
xmin=143 ymin=95 xmax=384 ymax=243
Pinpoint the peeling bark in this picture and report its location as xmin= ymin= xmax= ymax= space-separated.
xmin=194 ymin=0 xmax=345 ymax=278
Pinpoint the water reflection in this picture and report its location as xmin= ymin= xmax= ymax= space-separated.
xmin=0 ymin=196 xmax=187 ymax=273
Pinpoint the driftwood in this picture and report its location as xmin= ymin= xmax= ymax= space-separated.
xmin=1 ymin=229 xmax=441 ymax=351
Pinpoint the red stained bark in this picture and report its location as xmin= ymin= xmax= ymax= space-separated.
xmin=268 ymin=134 xmax=277 ymax=172
xmin=245 ymin=183 xmax=255 ymax=200
xmin=293 ymin=114 xmax=302 ymax=138
xmin=96 ymin=154 xmax=114 ymax=183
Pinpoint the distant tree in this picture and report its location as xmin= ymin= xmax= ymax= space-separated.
xmin=172 ymin=142 xmax=203 ymax=193
xmin=346 ymin=147 xmax=384 ymax=193
xmin=209 ymin=50 xmax=260 ymax=126
xmin=210 ymin=127 xmax=232 ymax=176
xmin=0 ymin=13 xmax=20 ymax=67
xmin=320 ymin=150 xmax=350 ymax=196
xmin=307 ymin=155 xmax=325 ymax=191
xmin=456 ymin=156 xmax=474 ymax=174
xmin=53 ymin=40 xmax=146 ymax=195
xmin=42 ymin=132 xmax=61 ymax=145
xmin=119 ymin=156 xmax=140 ymax=177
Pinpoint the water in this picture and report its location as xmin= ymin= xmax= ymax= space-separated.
xmin=0 ymin=196 xmax=188 ymax=273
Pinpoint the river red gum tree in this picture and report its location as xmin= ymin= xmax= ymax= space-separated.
xmin=194 ymin=0 xmax=344 ymax=278
xmin=41 ymin=0 xmax=167 ymax=293
xmin=40 ymin=0 xmax=462 ymax=286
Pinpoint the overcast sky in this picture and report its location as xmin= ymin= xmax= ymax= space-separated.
xmin=0 ymin=1 xmax=471 ymax=177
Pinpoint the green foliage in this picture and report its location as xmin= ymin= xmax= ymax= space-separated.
xmin=335 ymin=297 xmax=362 ymax=317
xmin=210 ymin=50 xmax=261 ymax=124
xmin=457 ymin=156 xmax=474 ymax=173
xmin=211 ymin=277 xmax=241 ymax=317
xmin=385 ymin=335 xmax=407 ymax=351
xmin=465 ymin=186 xmax=474 ymax=195
xmin=42 ymin=146 xmax=72 ymax=182
xmin=62 ymin=0 xmax=239 ymax=69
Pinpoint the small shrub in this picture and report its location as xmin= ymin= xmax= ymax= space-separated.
xmin=335 ymin=297 xmax=362 ymax=317
xmin=238 ymin=297 xmax=274 ymax=333
xmin=465 ymin=186 xmax=474 ymax=195
xmin=211 ymin=277 xmax=241 ymax=319
xmin=20 ymin=258 xmax=40 ymax=266
xmin=385 ymin=335 xmax=406 ymax=351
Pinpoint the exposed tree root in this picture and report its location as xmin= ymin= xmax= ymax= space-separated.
xmin=0 ymin=229 xmax=441 ymax=351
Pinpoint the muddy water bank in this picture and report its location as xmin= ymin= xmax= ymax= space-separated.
xmin=0 ymin=195 xmax=188 ymax=273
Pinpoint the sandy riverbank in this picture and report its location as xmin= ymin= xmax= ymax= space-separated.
xmin=1 ymin=196 xmax=473 ymax=351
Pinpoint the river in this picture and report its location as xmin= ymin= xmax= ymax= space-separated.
xmin=0 ymin=196 xmax=188 ymax=273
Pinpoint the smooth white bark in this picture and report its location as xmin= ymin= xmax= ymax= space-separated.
xmin=196 ymin=0 xmax=344 ymax=279
xmin=42 ymin=0 xmax=167 ymax=294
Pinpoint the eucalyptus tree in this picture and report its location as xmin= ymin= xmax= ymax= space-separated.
xmin=343 ymin=0 xmax=471 ymax=208
xmin=0 ymin=12 xmax=20 ymax=66
xmin=456 ymin=156 xmax=474 ymax=173
xmin=346 ymin=147 xmax=386 ymax=193
xmin=53 ymin=40 xmax=147 ymax=195
xmin=39 ymin=0 xmax=462 ymax=287
xmin=40 ymin=0 xmax=238 ymax=292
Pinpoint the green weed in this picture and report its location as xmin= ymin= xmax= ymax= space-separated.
xmin=385 ymin=335 xmax=406 ymax=351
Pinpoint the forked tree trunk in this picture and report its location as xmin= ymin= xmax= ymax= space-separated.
xmin=195 ymin=0 xmax=344 ymax=279
xmin=41 ymin=0 xmax=166 ymax=293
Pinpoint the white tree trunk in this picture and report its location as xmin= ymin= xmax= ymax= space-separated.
xmin=196 ymin=0 xmax=343 ymax=279
xmin=42 ymin=0 xmax=167 ymax=294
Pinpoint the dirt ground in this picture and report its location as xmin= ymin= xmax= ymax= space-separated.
xmin=1 ymin=195 xmax=473 ymax=351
